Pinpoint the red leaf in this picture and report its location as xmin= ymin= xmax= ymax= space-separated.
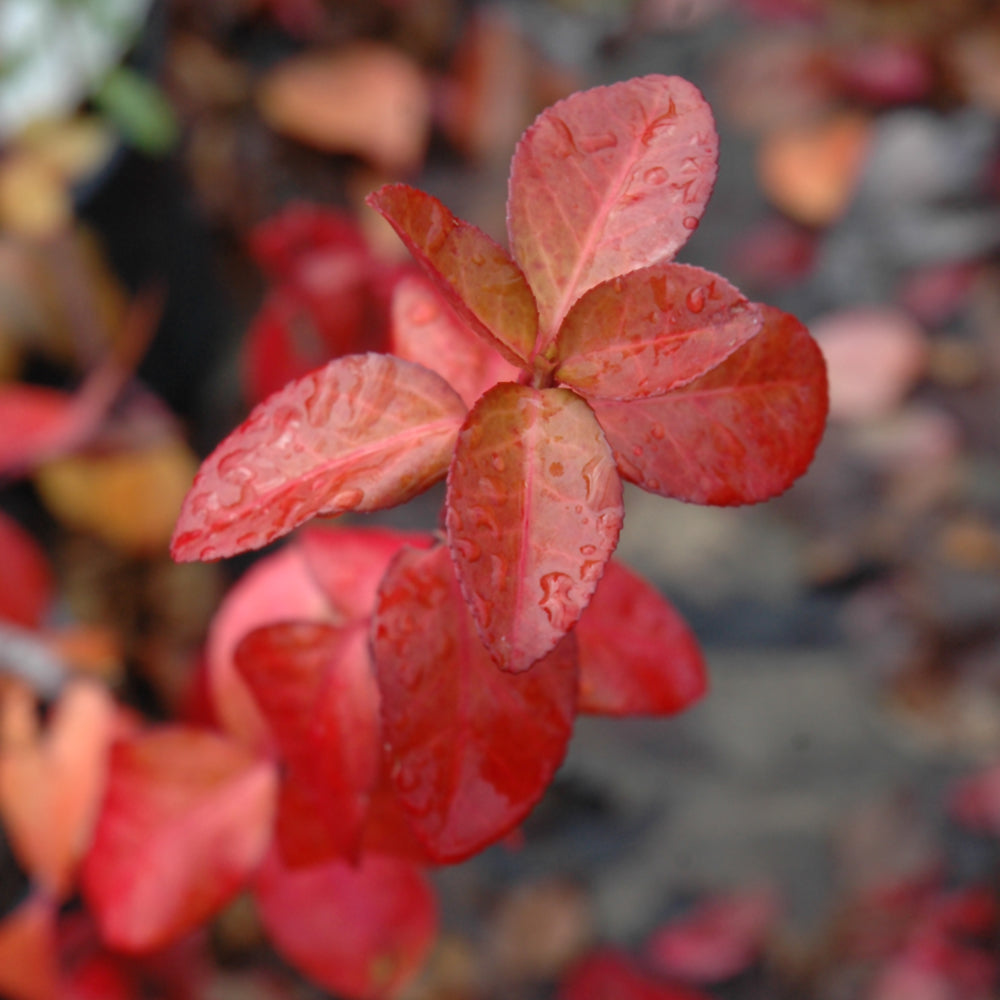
xmin=371 ymin=544 xmax=578 ymax=862
xmin=206 ymin=542 xmax=335 ymax=749
xmin=553 ymin=265 xmax=761 ymax=400
xmin=0 ymin=511 xmax=53 ymax=628
xmin=390 ymin=274 xmax=521 ymax=408
xmin=235 ymin=621 xmax=380 ymax=863
xmin=576 ymin=560 xmax=706 ymax=716
xmin=446 ymin=383 xmax=623 ymax=672
xmin=171 ymin=353 xmax=466 ymax=562
xmin=81 ymin=727 xmax=277 ymax=953
xmin=0 ymin=386 xmax=82 ymax=475
xmin=0 ymin=680 xmax=117 ymax=898
xmin=359 ymin=763 xmax=433 ymax=864
xmin=367 ymin=184 xmax=537 ymax=367
xmin=255 ymin=847 xmax=437 ymax=1000
xmin=558 ymin=950 xmax=711 ymax=1000
xmin=297 ymin=525 xmax=433 ymax=622
xmin=644 ymin=886 xmax=781 ymax=983
xmin=508 ymin=75 xmax=718 ymax=346
xmin=0 ymin=894 xmax=58 ymax=1000
xmin=591 ymin=306 xmax=828 ymax=505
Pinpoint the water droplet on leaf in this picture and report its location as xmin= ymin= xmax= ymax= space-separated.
xmin=686 ymin=286 xmax=707 ymax=314
xmin=538 ymin=571 xmax=578 ymax=631
xmin=644 ymin=166 xmax=668 ymax=186
xmin=682 ymin=215 xmax=700 ymax=231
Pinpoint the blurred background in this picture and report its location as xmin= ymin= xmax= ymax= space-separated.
xmin=2 ymin=0 xmax=1000 ymax=997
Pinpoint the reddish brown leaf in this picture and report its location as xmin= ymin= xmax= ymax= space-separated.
xmin=367 ymin=184 xmax=537 ymax=367
xmin=371 ymin=544 xmax=578 ymax=862
xmin=591 ymin=306 xmax=828 ymax=505
xmin=576 ymin=560 xmax=706 ymax=716
xmin=644 ymin=886 xmax=781 ymax=983
xmin=390 ymin=274 xmax=521 ymax=407
xmin=446 ymin=383 xmax=623 ymax=672
xmin=81 ymin=727 xmax=277 ymax=953
xmin=558 ymin=950 xmax=711 ymax=1000
xmin=508 ymin=75 xmax=718 ymax=346
xmin=255 ymin=847 xmax=437 ymax=1000
xmin=0 ymin=680 xmax=117 ymax=898
xmin=0 ymin=511 xmax=53 ymax=628
xmin=0 ymin=894 xmax=58 ymax=1000
xmin=553 ymin=265 xmax=762 ymax=400
xmin=235 ymin=621 xmax=380 ymax=863
xmin=206 ymin=542 xmax=336 ymax=749
xmin=171 ymin=353 xmax=466 ymax=562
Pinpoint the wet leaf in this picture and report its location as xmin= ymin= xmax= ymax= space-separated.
xmin=446 ymin=383 xmax=623 ymax=672
xmin=171 ymin=354 xmax=466 ymax=562
xmin=0 ymin=681 xmax=116 ymax=898
xmin=390 ymin=274 xmax=521 ymax=408
xmin=367 ymin=185 xmax=537 ymax=367
xmin=82 ymin=727 xmax=277 ymax=953
xmin=206 ymin=542 xmax=336 ymax=749
xmin=371 ymin=544 xmax=578 ymax=862
xmin=235 ymin=621 xmax=380 ymax=864
xmin=508 ymin=75 xmax=718 ymax=345
xmin=591 ymin=306 xmax=828 ymax=505
xmin=576 ymin=560 xmax=706 ymax=716
xmin=553 ymin=265 xmax=762 ymax=400
xmin=0 ymin=894 xmax=58 ymax=1000
xmin=558 ymin=949 xmax=711 ymax=1000
xmin=255 ymin=847 xmax=437 ymax=1000
xmin=644 ymin=886 xmax=781 ymax=983
xmin=256 ymin=44 xmax=431 ymax=173
xmin=0 ymin=511 xmax=53 ymax=628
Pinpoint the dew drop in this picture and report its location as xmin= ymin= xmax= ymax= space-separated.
xmin=392 ymin=759 xmax=421 ymax=795
xmin=454 ymin=537 xmax=482 ymax=563
xmin=549 ymin=117 xmax=577 ymax=158
xmin=549 ymin=461 xmax=564 ymax=477
xmin=651 ymin=273 xmax=671 ymax=314
xmin=470 ymin=252 xmax=486 ymax=266
xmin=579 ymin=132 xmax=618 ymax=153
xmin=682 ymin=216 xmax=700 ymax=231
xmin=649 ymin=423 xmax=666 ymax=440
xmin=408 ymin=300 xmax=438 ymax=325
xmin=580 ymin=560 xmax=603 ymax=583
xmin=332 ymin=488 xmax=365 ymax=510
xmin=643 ymin=166 xmax=668 ymax=186
xmin=538 ymin=572 xmax=578 ymax=631
xmin=579 ymin=544 xmax=597 ymax=556
xmin=686 ymin=286 xmax=707 ymax=314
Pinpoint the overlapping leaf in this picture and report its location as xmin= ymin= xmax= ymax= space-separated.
xmin=508 ymin=74 xmax=718 ymax=344
xmin=255 ymin=847 xmax=437 ymax=1000
xmin=171 ymin=354 xmax=467 ymax=562
xmin=590 ymin=306 xmax=828 ymax=505
xmin=575 ymin=561 xmax=706 ymax=716
xmin=81 ymin=727 xmax=277 ymax=953
xmin=371 ymin=544 xmax=578 ymax=862
xmin=367 ymin=185 xmax=537 ymax=366
xmin=235 ymin=621 xmax=380 ymax=865
xmin=553 ymin=265 xmax=762 ymax=400
xmin=447 ymin=383 xmax=623 ymax=672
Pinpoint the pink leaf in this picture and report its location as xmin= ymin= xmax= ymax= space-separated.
xmin=576 ymin=560 xmax=706 ymax=716
xmin=508 ymin=75 xmax=718 ymax=345
xmin=206 ymin=542 xmax=336 ymax=749
xmin=235 ymin=621 xmax=380 ymax=863
xmin=81 ymin=727 xmax=277 ymax=953
xmin=553 ymin=264 xmax=762 ymax=400
xmin=591 ymin=305 xmax=828 ymax=505
xmin=0 ymin=511 xmax=53 ymax=628
xmin=371 ymin=544 xmax=578 ymax=862
xmin=446 ymin=383 xmax=623 ymax=672
xmin=255 ymin=847 xmax=437 ymax=1000
xmin=559 ymin=950 xmax=712 ymax=1000
xmin=367 ymin=184 xmax=537 ymax=367
xmin=171 ymin=353 xmax=466 ymax=562
xmin=390 ymin=274 xmax=521 ymax=407
xmin=644 ymin=886 xmax=781 ymax=983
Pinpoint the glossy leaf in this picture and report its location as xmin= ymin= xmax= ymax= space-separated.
xmin=81 ymin=726 xmax=277 ymax=953
xmin=508 ymin=75 xmax=718 ymax=344
xmin=371 ymin=544 xmax=578 ymax=862
xmin=558 ymin=950 xmax=711 ymax=1000
xmin=235 ymin=621 xmax=380 ymax=864
xmin=367 ymin=184 xmax=537 ymax=367
xmin=0 ymin=511 xmax=53 ymax=628
xmin=0 ymin=680 xmax=116 ymax=898
xmin=255 ymin=847 xmax=437 ymax=1000
xmin=576 ymin=560 xmax=706 ymax=716
xmin=0 ymin=894 xmax=58 ymax=1000
xmin=446 ymin=383 xmax=623 ymax=672
xmin=171 ymin=353 xmax=467 ymax=562
xmin=553 ymin=265 xmax=762 ymax=400
xmin=590 ymin=306 xmax=828 ymax=505
xmin=390 ymin=274 xmax=521 ymax=407
xmin=206 ymin=542 xmax=335 ymax=749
